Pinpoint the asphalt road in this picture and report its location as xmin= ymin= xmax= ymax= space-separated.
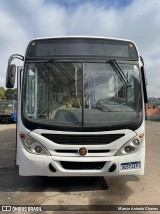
xmin=0 ymin=121 xmax=160 ymax=214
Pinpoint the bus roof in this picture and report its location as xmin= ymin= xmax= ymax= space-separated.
xmin=30 ymin=36 xmax=135 ymax=44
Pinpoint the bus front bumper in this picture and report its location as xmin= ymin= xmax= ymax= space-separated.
xmin=18 ymin=148 xmax=145 ymax=176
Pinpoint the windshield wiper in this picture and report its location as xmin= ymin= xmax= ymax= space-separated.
xmin=49 ymin=57 xmax=75 ymax=82
xmin=108 ymin=59 xmax=131 ymax=87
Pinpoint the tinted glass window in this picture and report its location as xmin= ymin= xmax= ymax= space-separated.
xmin=23 ymin=62 xmax=142 ymax=128
xmin=26 ymin=38 xmax=138 ymax=60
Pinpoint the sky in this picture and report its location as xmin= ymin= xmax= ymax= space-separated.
xmin=0 ymin=0 xmax=159 ymax=97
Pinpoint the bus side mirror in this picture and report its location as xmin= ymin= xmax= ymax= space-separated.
xmin=141 ymin=66 xmax=148 ymax=103
xmin=6 ymin=64 xmax=16 ymax=88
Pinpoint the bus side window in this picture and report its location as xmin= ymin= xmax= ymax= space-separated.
xmin=27 ymin=69 xmax=35 ymax=114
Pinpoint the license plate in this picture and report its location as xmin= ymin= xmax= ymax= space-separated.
xmin=120 ymin=161 xmax=140 ymax=170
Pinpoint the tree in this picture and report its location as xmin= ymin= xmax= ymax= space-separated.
xmin=4 ymin=88 xmax=17 ymax=100
xmin=0 ymin=87 xmax=6 ymax=100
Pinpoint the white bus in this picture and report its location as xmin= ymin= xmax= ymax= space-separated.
xmin=6 ymin=36 xmax=148 ymax=176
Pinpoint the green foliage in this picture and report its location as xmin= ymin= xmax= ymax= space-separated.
xmin=0 ymin=87 xmax=6 ymax=100
xmin=0 ymin=87 xmax=17 ymax=100
xmin=4 ymin=88 xmax=17 ymax=100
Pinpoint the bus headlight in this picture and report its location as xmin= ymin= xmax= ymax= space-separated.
xmin=124 ymin=146 xmax=133 ymax=153
xmin=132 ymin=139 xmax=140 ymax=147
xmin=35 ymin=146 xmax=43 ymax=153
xmin=20 ymin=134 xmax=50 ymax=156
xmin=116 ymin=135 xmax=144 ymax=156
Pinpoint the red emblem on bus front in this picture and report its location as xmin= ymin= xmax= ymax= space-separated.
xmin=79 ymin=148 xmax=87 ymax=156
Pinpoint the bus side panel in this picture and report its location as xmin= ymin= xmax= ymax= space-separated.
xmin=16 ymin=66 xmax=23 ymax=165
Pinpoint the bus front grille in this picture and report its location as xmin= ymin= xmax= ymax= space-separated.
xmin=60 ymin=161 xmax=106 ymax=170
xmin=41 ymin=134 xmax=124 ymax=145
xmin=55 ymin=149 xmax=110 ymax=154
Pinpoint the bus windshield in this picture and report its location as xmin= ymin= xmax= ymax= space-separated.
xmin=23 ymin=61 xmax=142 ymax=128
